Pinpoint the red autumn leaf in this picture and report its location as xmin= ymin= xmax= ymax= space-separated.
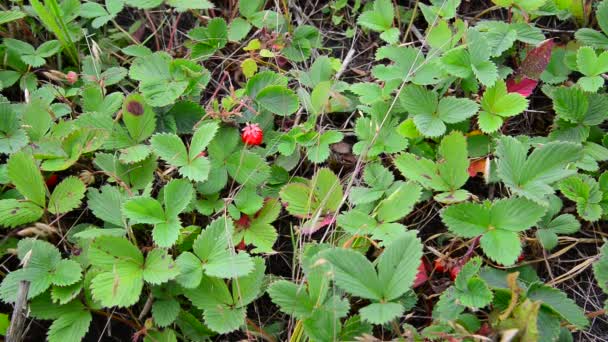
xmin=520 ymin=39 xmax=554 ymax=80
xmin=300 ymin=215 xmax=336 ymax=235
xmin=413 ymin=259 xmax=429 ymax=288
xmin=506 ymin=77 xmax=538 ymax=97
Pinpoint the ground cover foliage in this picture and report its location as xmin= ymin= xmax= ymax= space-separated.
xmin=0 ymin=0 xmax=608 ymax=341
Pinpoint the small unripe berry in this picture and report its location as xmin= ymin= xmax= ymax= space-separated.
xmin=66 ymin=71 xmax=78 ymax=84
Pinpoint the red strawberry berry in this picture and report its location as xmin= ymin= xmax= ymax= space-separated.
xmin=433 ymin=259 xmax=446 ymax=273
xmin=450 ymin=266 xmax=461 ymax=281
xmin=241 ymin=123 xmax=263 ymax=146
xmin=235 ymin=214 xmax=250 ymax=228
xmin=235 ymin=239 xmax=247 ymax=251
xmin=45 ymin=174 xmax=59 ymax=188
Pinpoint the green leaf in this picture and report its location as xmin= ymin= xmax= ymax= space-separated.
xmin=496 ymin=136 xmax=583 ymax=205
xmin=203 ymin=306 xmax=245 ymax=334
xmin=167 ymin=0 xmax=214 ymax=11
xmin=490 ymin=197 xmax=547 ymax=231
xmin=480 ymin=229 xmax=522 ymax=265
xmin=359 ymin=302 xmax=403 ymax=324
xmin=119 ymin=144 xmax=152 ymax=164
xmin=394 ymin=131 xmax=469 ymax=196
xmin=0 ymin=10 xmax=26 ymax=25
xmin=48 ymin=176 xmax=86 ymax=215
xmin=442 ymin=198 xmax=545 ymax=265
xmin=357 ymin=0 xmax=394 ymax=32
xmin=228 ymin=17 xmax=252 ymax=42
xmin=143 ymin=248 xmax=179 ymax=284
xmin=376 ymin=182 xmax=421 ymax=222
xmin=559 ymin=175 xmax=603 ymax=221
xmin=593 ymin=242 xmax=608 ymax=298
xmin=123 ymin=196 xmax=166 ymax=224
xmin=551 ymin=86 xmax=588 ymax=124
xmin=151 ymin=133 xmax=189 ymax=167
xmin=152 ymin=218 xmax=182 ymax=248
xmin=232 ymin=257 xmax=266 ymax=305
xmin=152 ymin=298 xmax=181 ymax=327
xmin=129 ymin=52 xmax=190 ymax=106
xmin=7 ymin=151 xmax=46 ymax=207
xmin=226 ymin=150 xmax=270 ymax=186
xmin=255 ymin=85 xmax=299 ymax=116
xmin=0 ymin=103 xmax=29 ymax=154
xmin=321 ymin=248 xmax=382 ymax=300
xmin=0 ymin=199 xmax=44 ymax=228
xmin=47 ymin=309 xmax=92 ymax=342
xmin=175 ymin=252 xmax=203 ymax=288
xmin=453 ymin=257 xmax=493 ymax=308
xmin=188 ymin=121 xmax=219 ymax=160
xmin=194 ymin=217 xmax=254 ymax=278
xmin=377 ymin=231 xmax=423 ymax=300
xmin=163 ymin=179 xmax=194 ymax=218
xmin=0 ymin=239 xmax=81 ymax=302
xmin=442 ymin=202 xmax=491 ymax=237
xmin=122 ymin=93 xmax=156 ymax=142
xmin=88 ymin=237 xmax=144 ymax=307
xmin=87 ymin=185 xmax=127 ymax=227
xmin=280 ymin=168 xmax=343 ymax=219
xmin=268 ymin=280 xmax=316 ymax=319
xmin=526 ymin=283 xmax=588 ymax=329
xmin=481 ymin=80 xmax=528 ymax=119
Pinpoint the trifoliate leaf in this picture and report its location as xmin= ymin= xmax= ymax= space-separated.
xmin=496 ymin=136 xmax=583 ymax=205
xmin=88 ymin=237 xmax=144 ymax=307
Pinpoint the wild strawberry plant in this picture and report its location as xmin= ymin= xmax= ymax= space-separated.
xmin=0 ymin=0 xmax=608 ymax=341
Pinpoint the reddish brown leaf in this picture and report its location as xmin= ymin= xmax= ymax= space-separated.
xmin=520 ymin=39 xmax=554 ymax=80
xmin=413 ymin=259 xmax=429 ymax=288
xmin=506 ymin=77 xmax=538 ymax=97
xmin=300 ymin=215 xmax=336 ymax=235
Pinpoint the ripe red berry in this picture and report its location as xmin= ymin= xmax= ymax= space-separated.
xmin=450 ymin=266 xmax=461 ymax=281
xmin=235 ymin=239 xmax=247 ymax=251
xmin=241 ymin=123 xmax=263 ymax=146
xmin=235 ymin=214 xmax=250 ymax=228
xmin=517 ymin=252 xmax=525 ymax=263
xmin=433 ymin=259 xmax=446 ymax=273
xmin=45 ymin=174 xmax=59 ymax=188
